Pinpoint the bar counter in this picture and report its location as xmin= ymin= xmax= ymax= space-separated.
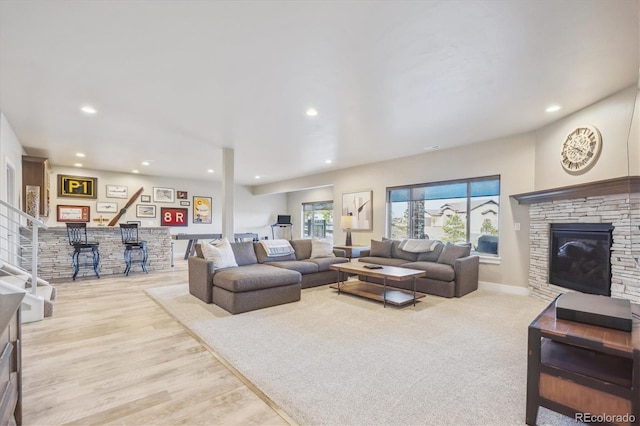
xmin=30 ymin=226 xmax=172 ymax=281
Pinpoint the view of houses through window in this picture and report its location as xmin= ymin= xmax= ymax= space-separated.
xmin=388 ymin=176 xmax=500 ymax=254
xmin=302 ymin=201 xmax=334 ymax=239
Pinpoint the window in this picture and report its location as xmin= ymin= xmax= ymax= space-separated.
xmin=302 ymin=201 xmax=333 ymax=239
xmin=388 ymin=176 xmax=500 ymax=255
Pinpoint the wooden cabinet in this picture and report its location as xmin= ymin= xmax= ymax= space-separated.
xmin=0 ymin=293 xmax=24 ymax=426
xmin=22 ymin=156 xmax=50 ymax=217
xmin=527 ymin=298 xmax=639 ymax=426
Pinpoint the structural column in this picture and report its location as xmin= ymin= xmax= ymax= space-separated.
xmin=222 ymin=148 xmax=234 ymax=240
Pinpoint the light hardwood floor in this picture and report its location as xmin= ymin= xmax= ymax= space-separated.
xmin=21 ymin=260 xmax=294 ymax=425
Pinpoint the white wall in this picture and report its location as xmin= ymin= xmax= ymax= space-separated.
xmin=0 ymin=112 xmax=23 ymax=205
xmin=49 ymin=166 xmax=287 ymax=256
xmin=534 ymin=86 xmax=638 ymax=190
xmin=255 ymin=133 xmax=537 ymax=289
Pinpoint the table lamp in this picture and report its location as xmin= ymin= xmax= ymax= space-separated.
xmin=341 ymin=214 xmax=357 ymax=246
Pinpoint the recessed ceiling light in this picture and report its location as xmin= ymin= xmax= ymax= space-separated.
xmin=207 ymin=169 xmax=214 ymax=174
xmin=545 ymin=105 xmax=561 ymax=112
xmin=132 ymin=169 xmax=139 ymax=174
xmin=306 ymin=108 xmax=318 ymax=117
xmin=255 ymin=175 xmax=261 ymax=179
xmin=141 ymin=161 xmax=150 ymax=166
xmin=74 ymin=163 xmax=83 ymax=167
xmin=75 ymin=152 xmax=85 ymax=158
xmin=325 ymin=159 xmax=332 ymax=164
xmin=80 ymin=106 xmax=97 ymax=114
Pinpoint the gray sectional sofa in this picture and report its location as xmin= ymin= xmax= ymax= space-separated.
xmin=188 ymin=240 xmax=349 ymax=314
xmin=358 ymin=239 xmax=479 ymax=298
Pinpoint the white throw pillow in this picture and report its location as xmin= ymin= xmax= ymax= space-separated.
xmin=200 ymin=238 xmax=238 ymax=268
xmin=310 ymin=237 xmax=335 ymax=258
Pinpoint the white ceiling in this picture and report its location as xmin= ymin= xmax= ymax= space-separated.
xmin=1 ymin=1 xmax=638 ymax=186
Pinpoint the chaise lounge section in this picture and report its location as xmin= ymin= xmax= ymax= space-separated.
xmin=188 ymin=239 xmax=349 ymax=314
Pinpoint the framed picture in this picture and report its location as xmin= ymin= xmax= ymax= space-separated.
xmin=106 ymin=184 xmax=128 ymax=199
xmin=342 ymin=190 xmax=373 ymax=231
xmin=140 ymin=194 xmax=151 ymax=203
xmin=177 ymin=191 xmax=188 ymax=200
xmin=127 ymin=220 xmax=141 ymax=226
xmin=193 ymin=196 xmax=212 ymax=224
xmin=136 ymin=204 xmax=156 ymax=218
xmin=58 ymin=174 xmax=97 ymax=199
xmin=57 ymin=205 xmax=90 ymax=222
xmin=160 ymin=207 xmax=188 ymax=226
xmin=180 ymin=201 xmax=190 ymax=206
xmin=96 ymin=201 xmax=118 ymax=213
xmin=153 ymin=187 xmax=175 ymax=203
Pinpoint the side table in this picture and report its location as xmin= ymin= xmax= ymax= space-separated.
xmin=526 ymin=296 xmax=639 ymax=426
xmin=333 ymin=245 xmax=370 ymax=260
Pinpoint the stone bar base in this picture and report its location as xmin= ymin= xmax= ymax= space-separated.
xmin=26 ymin=226 xmax=172 ymax=281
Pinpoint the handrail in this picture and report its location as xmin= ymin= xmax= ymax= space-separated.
xmin=0 ymin=199 xmax=47 ymax=296
xmin=0 ymin=200 xmax=48 ymax=229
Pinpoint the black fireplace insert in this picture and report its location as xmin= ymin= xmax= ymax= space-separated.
xmin=549 ymin=223 xmax=613 ymax=296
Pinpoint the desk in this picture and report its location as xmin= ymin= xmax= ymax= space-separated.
xmin=173 ymin=233 xmax=222 ymax=259
xmin=526 ymin=297 xmax=639 ymax=425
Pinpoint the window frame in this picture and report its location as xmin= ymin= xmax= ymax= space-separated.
xmin=301 ymin=200 xmax=334 ymax=239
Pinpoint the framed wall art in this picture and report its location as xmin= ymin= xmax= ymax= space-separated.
xmin=177 ymin=191 xmax=188 ymax=200
xmin=193 ymin=196 xmax=212 ymax=224
xmin=136 ymin=204 xmax=156 ymax=218
xmin=160 ymin=207 xmax=188 ymax=226
xmin=96 ymin=201 xmax=118 ymax=213
xmin=153 ymin=187 xmax=175 ymax=203
xmin=140 ymin=194 xmax=151 ymax=203
xmin=106 ymin=184 xmax=128 ymax=198
xmin=57 ymin=205 xmax=90 ymax=222
xmin=58 ymin=174 xmax=97 ymax=199
xmin=342 ymin=190 xmax=372 ymax=231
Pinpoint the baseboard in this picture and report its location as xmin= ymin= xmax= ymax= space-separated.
xmin=478 ymin=281 xmax=530 ymax=296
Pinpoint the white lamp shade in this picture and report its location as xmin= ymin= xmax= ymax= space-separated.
xmin=341 ymin=215 xmax=357 ymax=230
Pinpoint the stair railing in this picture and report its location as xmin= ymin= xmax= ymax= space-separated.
xmin=0 ymin=199 xmax=48 ymax=295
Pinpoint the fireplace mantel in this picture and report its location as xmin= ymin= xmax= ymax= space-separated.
xmin=510 ymin=176 xmax=640 ymax=205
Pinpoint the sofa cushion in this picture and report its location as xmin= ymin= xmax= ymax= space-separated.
xmin=370 ymin=239 xmax=392 ymax=258
xmin=308 ymin=256 xmax=349 ymax=271
xmin=290 ymin=239 xmax=312 ymax=260
xmin=213 ymin=264 xmax=301 ymax=292
xmin=417 ymin=242 xmax=445 ymax=262
xmin=231 ymin=241 xmax=258 ymax=266
xmin=401 ymin=262 xmax=455 ymax=282
xmin=254 ymin=242 xmax=297 ymax=263
xmin=265 ymin=260 xmax=319 ymax=274
xmin=311 ymin=237 xmax=335 ymax=258
xmin=385 ymin=239 xmax=418 ymax=262
xmin=201 ymin=239 xmax=238 ymax=269
xmin=437 ymin=243 xmax=472 ymax=266
xmin=358 ymin=257 xmax=408 ymax=267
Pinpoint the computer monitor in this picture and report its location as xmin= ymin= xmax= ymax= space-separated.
xmin=276 ymin=215 xmax=291 ymax=224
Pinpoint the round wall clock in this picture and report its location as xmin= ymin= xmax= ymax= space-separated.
xmin=560 ymin=125 xmax=602 ymax=173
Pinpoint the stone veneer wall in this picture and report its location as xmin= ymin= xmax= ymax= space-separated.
xmin=529 ymin=192 xmax=640 ymax=303
xmin=24 ymin=226 xmax=172 ymax=281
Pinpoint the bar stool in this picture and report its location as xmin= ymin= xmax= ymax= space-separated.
xmin=119 ymin=223 xmax=148 ymax=275
xmin=66 ymin=223 xmax=100 ymax=280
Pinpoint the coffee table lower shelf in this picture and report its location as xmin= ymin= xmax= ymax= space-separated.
xmin=329 ymin=281 xmax=426 ymax=306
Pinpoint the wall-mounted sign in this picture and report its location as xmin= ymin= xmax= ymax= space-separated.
xmin=160 ymin=207 xmax=188 ymax=226
xmin=58 ymin=174 xmax=97 ymax=199
xmin=57 ymin=205 xmax=90 ymax=222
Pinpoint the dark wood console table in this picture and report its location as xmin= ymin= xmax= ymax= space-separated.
xmin=526 ymin=297 xmax=639 ymax=426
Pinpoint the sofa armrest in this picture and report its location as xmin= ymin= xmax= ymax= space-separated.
xmin=188 ymin=256 xmax=216 ymax=303
xmin=453 ymin=255 xmax=479 ymax=297
xmin=360 ymin=249 xmax=371 ymax=257
xmin=333 ymin=248 xmax=347 ymax=258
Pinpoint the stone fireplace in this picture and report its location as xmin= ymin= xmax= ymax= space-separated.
xmin=512 ymin=177 xmax=640 ymax=303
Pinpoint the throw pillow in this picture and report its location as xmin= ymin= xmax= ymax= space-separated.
xmin=200 ymin=238 xmax=238 ymax=269
xmin=436 ymin=243 xmax=472 ymax=266
xmin=231 ymin=241 xmax=258 ymax=266
xmin=370 ymin=239 xmax=392 ymax=258
xmin=310 ymin=237 xmax=335 ymax=258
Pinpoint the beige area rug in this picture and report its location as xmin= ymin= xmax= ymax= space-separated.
xmin=146 ymin=284 xmax=581 ymax=426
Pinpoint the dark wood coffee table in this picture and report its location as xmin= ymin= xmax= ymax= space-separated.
xmin=329 ymin=262 xmax=426 ymax=307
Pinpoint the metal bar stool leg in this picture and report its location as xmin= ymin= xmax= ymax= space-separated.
xmin=92 ymin=246 xmax=100 ymax=278
xmin=72 ymin=249 xmax=80 ymax=281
